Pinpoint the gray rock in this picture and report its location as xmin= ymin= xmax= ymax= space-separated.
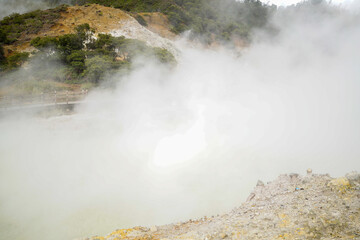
xmin=87 ymin=172 xmax=360 ymax=240
xmin=345 ymin=171 xmax=360 ymax=185
xmin=256 ymin=180 xmax=265 ymax=187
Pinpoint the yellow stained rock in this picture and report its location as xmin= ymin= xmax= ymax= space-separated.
xmin=278 ymin=213 xmax=291 ymax=228
xmin=106 ymin=228 xmax=134 ymax=239
xmin=327 ymin=177 xmax=351 ymax=193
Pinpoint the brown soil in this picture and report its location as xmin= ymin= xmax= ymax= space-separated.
xmin=139 ymin=12 xmax=177 ymax=40
xmin=56 ymin=4 xmax=131 ymax=36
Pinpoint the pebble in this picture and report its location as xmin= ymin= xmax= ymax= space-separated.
xmin=219 ymin=232 xmax=228 ymax=239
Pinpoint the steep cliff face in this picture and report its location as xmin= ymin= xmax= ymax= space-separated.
xmin=86 ymin=171 xmax=360 ymax=240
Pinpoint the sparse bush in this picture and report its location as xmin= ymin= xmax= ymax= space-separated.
xmin=77 ymin=0 xmax=272 ymax=43
xmin=90 ymin=33 xmax=116 ymax=51
xmin=134 ymin=14 xmax=148 ymax=27
xmin=84 ymin=55 xmax=120 ymax=83
xmin=0 ymin=44 xmax=6 ymax=66
xmin=153 ymin=47 xmax=175 ymax=64
xmin=7 ymin=52 xmax=30 ymax=69
xmin=0 ymin=6 xmax=67 ymax=44
xmin=31 ymin=36 xmax=58 ymax=49
xmin=4 ymin=20 xmax=176 ymax=82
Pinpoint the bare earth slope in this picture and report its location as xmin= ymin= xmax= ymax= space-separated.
xmin=86 ymin=171 xmax=360 ymax=240
xmin=138 ymin=12 xmax=177 ymax=40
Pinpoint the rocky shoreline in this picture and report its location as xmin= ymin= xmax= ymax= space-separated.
xmin=86 ymin=171 xmax=360 ymax=240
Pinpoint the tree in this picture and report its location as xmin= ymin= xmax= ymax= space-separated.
xmin=0 ymin=29 xmax=8 ymax=44
xmin=66 ymin=50 xmax=86 ymax=73
xmin=0 ymin=44 xmax=6 ymax=65
xmin=84 ymin=55 xmax=119 ymax=83
xmin=153 ymin=48 xmax=175 ymax=64
xmin=75 ymin=23 xmax=94 ymax=43
xmin=92 ymin=33 xmax=115 ymax=51
xmin=57 ymin=33 xmax=83 ymax=59
xmin=30 ymin=36 xmax=59 ymax=56
xmin=30 ymin=36 xmax=58 ymax=49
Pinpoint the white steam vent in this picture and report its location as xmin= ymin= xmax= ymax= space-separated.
xmin=1 ymin=3 xmax=360 ymax=240
xmin=152 ymin=106 xmax=207 ymax=169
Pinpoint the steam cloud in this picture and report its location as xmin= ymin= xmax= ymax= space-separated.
xmin=0 ymin=0 xmax=69 ymax=19
xmin=1 ymin=3 xmax=360 ymax=240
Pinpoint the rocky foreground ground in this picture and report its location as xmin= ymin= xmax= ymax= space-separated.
xmin=86 ymin=171 xmax=360 ymax=240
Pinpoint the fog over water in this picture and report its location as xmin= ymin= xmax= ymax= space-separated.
xmin=1 ymin=3 xmax=360 ymax=240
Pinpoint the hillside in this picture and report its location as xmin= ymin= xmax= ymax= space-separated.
xmin=1 ymin=4 xmax=176 ymax=57
xmin=79 ymin=0 xmax=272 ymax=40
xmin=0 ymin=4 xmax=178 ymax=97
xmin=0 ymin=2 xmax=359 ymax=240
xmin=87 ymin=171 xmax=360 ymax=240
xmin=0 ymin=0 xmax=274 ymax=98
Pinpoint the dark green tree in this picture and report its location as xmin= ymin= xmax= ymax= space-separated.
xmin=75 ymin=23 xmax=94 ymax=43
xmin=31 ymin=36 xmax=58 ymax=49
xmin=0 ymin=29 xmax=8 ymax=44
xmin=57 ymin=34 xmax=83 ymax=59
xmin=0 ymin=44 xmax=6 ymax=65
xmin=84 ymin=55 xmax=119 ymax=83
xmin=66 ymin=50 xmax=86 ymax=73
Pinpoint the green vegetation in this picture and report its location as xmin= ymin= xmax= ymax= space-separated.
xmin=30 ymin=36 xmax=58 ymax=49
xmin=0 ymin=44 xmax=5 ymax=65
xmin=0 ymin=5 xmax=67 ymax=44
xmin=0 ymin=0 xmax=274 ymax=89
xmin=0 ymin=29 xmax=7 ymax=43
xmin=26 ymin=24 xmax=174 ymax=84
xmin=0 ymin=22 xmax=174 ymax=86
xmin=0 ymin=0 xmax=273 ymax=45
xmin=79 ymin=0 xmax=274 ymax=42
xmin=133 ymin=14 xmax=148 ymax=27
xmin=84 ymin=55 xmax=121 ymax=83
xmin=153 ymin=47 xmax=176 ymax=63
xmin=0 ymin=5 xmax=67 ymax=72
xmin=6 ymin=52 xmax=30 ymax=69
xmin=13 ymin=79 xmax=68 ymax=95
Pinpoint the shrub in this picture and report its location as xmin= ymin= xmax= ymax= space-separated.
xmin=0 ymin=6 xmax=67 ymax=44
xmin=0 ymin=29 xmax=8 ymax=44
xmin=6 ymin=21 xmax=176 ymax=82
xmin=66 ymin=50 xmax=86 ymax=73
xmin=84 ymin=55 xmax=117 ymax=83
xmin=153 ymin=48 xmax=175 ymax=64
xmin=58 ymin=34 xmax=83 ymax=57
xmin=7 ymin=52 xmax=30 ymax=69
xmin=31 ymin=36 xmax=58 ymax=49
xmin=134 ymin=14 xmax=148 ymax=26
xmin=0 ymin=44 xmax=5 ymax=65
